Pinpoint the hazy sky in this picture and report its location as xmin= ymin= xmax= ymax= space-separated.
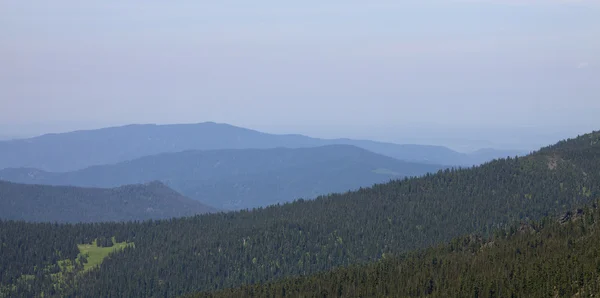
xmin=1 ymin=1 xmax=599 ymax=149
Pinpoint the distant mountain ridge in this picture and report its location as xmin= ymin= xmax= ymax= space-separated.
xmin=0 ymin=180 xmax=216 ymax=223
xmin=0 ymin=145 xmax=445 ymax=210
xmin=0 ymin=122 xmax=523 ymax=172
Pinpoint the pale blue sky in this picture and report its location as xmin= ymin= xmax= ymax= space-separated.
xmin=1 ymin=1 xmax=599 ymax=149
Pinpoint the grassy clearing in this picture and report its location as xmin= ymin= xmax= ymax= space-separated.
xmin=1 ymin=237 xmax=133 ymax=297
xmin=77 ymin=237 xmax=133 ymax=272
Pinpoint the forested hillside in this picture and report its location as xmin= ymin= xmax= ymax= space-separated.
xmin=0 ymin=122 xmax=520 ymax=172
xmin=0 ymin=145 xmax=444 ymax=210
xmin=0 ymin=131 xmax=598 ymax=297
xmin=191 ymin=202 xmax=600 ymax=298
xmin=0 ymin=180 xmax=215 ymax=223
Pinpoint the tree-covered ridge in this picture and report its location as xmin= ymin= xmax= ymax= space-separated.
xmin=1 ymin=131 xmax=599 ymax=297
xmin=540 ymin=130 xmax=600 ymax=152
xmin=0 ymin=180 xmax=215 ymax=223
xmin=0 ymin=145 xmax=445 ymax=210
xmin=191 ymin=202 xmax=600 ymax=298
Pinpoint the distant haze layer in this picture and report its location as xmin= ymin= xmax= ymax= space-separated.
xmin=1 ymin=1 xmax=598 ymax=150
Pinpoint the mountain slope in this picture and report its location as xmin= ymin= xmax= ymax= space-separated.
xmin=0 ymin=180 xmax=215 ymax=223
xmin=192 ymin=203 xmax=600 ymax=298
xmin=1 ymin=131 xmax=597 ymax=297
xmin=0 ymin=122 xmax=522 ymax=172
xmin=0 ymin=145 xmax=445 ymax=210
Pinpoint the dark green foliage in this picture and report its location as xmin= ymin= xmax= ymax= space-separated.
xmin=1 ymin=131 xmax=599 ymax=297
xmin=191 ymin=203 xmax=600 ymax=298
xmin=0 ymin=222 xmax=79 ymax=286
xmin=96 ymin=236 xmax=114 ymax=248
xmin=0 ymin=220 xmax=129 ymax=297
xmin=0 ymin=145 xmax=445 ymax=210
xmin=0 ymin=180 xmax=215 ymax=223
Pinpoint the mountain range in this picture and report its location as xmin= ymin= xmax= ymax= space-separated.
xmin=0 ymin=122 xmax=524 ymax=172
xmin=1 ymin=130 xmax=597 ymax=297
xmin=0 ymin=180 xmax=215 ymax=223
xmin=0 ymin=145 xmax=444 ymax=210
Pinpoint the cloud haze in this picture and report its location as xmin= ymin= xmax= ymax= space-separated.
xmin=0 ymin=1 xmax=598 ymax=148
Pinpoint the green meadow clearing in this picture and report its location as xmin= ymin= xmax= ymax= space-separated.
xmin=76 ymin=237 xmax=134 ymax=272
xmin=1 ymin=237 xmax=134 ymax=297
xmin=57 ymin=237 xmax=134 ymax=274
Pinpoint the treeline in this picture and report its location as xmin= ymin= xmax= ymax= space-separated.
xmin=1 ymin=131 xmax=599 ymax=297
xmin=192 ymin=202 xmax=600 ymax=297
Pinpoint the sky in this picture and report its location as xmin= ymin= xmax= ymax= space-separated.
xmin=1 ymin=1 xmax=599 ymax=150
